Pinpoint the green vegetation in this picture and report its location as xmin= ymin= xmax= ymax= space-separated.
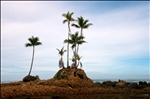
xmin=54 ymin=69 xmax=68 ymax=80
xmin=72 ymin=16 xmax=93 ymax=54
xmin=64 ymin=32 xmax=86 ymax=67
xmin=61 ymin=11 xmax=93 ymax=69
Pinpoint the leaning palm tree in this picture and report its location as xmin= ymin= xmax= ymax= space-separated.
xmin=57 ymin=47 xmax=66 ymax=68
xmin=25 ymin=36 xmax=42 ymax=76
xmin=64 ymin=32 xmax=86 ymax=67
xmin=62 ymin=11 xmax=74 ymax=67
xmin=72 ymin=16 xmax=92 ymax=53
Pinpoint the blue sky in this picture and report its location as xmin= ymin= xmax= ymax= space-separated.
xmin=1 ymin=1 xmax=149 ymax=82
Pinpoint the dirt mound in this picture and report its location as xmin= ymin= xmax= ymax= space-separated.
xmin=40 ymin=68 xmax=94 ymax=88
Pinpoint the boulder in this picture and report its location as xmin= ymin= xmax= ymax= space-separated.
xmin=23 ymin=75 xmax=40 ymax=82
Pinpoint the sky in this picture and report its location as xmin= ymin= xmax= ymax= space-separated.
xmin=1 ymin=1 xmax=149 ymax=82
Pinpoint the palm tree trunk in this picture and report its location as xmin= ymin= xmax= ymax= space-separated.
xmin=67 ymin=22 xmax=71 ymax=67
xmin=77 ymin=44 xmax=79 ymax=54
xmin=28 ymin=46 xmax=35 ymax=76
xmin=61 ymin=56 xmax=64 ymax=68
xmin=77 ymin=29 xmax=83 ymax=54
xmin=74 ymin=45 xmax=77 ymax=67
xmin=81 ymin=28 xmax=83 ymax=37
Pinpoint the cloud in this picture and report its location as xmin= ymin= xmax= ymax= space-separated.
xmin=81 ymin=3 xmax=149 ymax=58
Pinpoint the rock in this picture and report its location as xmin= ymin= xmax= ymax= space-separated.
xmin=127 ymin=83 xmax=144 ymax=89
xmin=139 ymin=81 xmax=147 ymax=86
xmin=116 ymin=80 xmax=127 ymax=88
xmin=94 ymin=82 xmax=102 ymax=87
xmin=102 ymin=81 xmax=117 ymax=87
xmin=23 ymin=75 xmax=40 ymax=82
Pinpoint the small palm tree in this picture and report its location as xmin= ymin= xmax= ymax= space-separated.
xmin=72 ymin=16 xmax=92 ymax=53
xmin=25 ymin=36 xmax=42 ymax=76
xmin=57 ymin=47 xmax=66 ymax=68
xmin=64 ymin=32 xmax=86 ymax=67
xmin=62 ymin=11 xmax=74 ymax=67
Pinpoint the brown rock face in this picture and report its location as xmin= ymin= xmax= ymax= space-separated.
xmin=41 ymin=68 xmax=94 ymax=88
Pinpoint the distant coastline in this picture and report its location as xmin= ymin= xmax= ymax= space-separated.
xmin=92 ymin=79 xmax=150 ymax=84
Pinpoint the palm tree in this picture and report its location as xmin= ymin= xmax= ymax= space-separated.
xmin=72 ymin=16 xmax=92 ymax=53
xmin=72 ymin=16 xmax=93 ymax=37
xmin=57 ymin=47 xmax=66 ymax=68
xmin=64 ymin=32 xmax=86 ymax=67
xmin=25 ymin=36 xmax=42 ymax=76
xmin=62 ymin=11 xmax=74 ymax=67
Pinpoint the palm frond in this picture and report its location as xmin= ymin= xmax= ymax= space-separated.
xmin=77 ymin=40 xmax=86 ymax=44
xmin=84 ymin=23 xmax=93 ymax=29
xmin=64 ymin=39 xmax=69 ymax=43
xmin=62 ymin=13 xmax=66 ymax=17
xmin=35 ymin=42 xmax=42 ymax=46
xmin=70 ymin=12 xmax=74 ymax=16
xmin=25 ymin=43 xmax=32 ymax=47
xmin=57 ymin=48 xmax=60 ymax=52
xmin=71 ymin=24 xmax=80 ymax=28
xmin=63 ymin=20 xmax=68 ymax=24
xmin=25 ymin=36 xmax=42 ymax=47
xmin=71 ymin=44 xmax=76 ymax=49
xmin=57 ymin=47 xmax=66 ymax=57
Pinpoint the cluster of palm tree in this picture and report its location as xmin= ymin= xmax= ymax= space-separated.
xmin=25 ymin=11 xmax=92 ymax=78
xmin=57 ymin=11 xmax=92 ymax=69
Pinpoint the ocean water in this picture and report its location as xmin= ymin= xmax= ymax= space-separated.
xmin=92 ymin=79 xmax=150 ymax=84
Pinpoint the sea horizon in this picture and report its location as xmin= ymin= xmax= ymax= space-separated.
xmin=92 ymin=78 xmax=150 ymax=83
